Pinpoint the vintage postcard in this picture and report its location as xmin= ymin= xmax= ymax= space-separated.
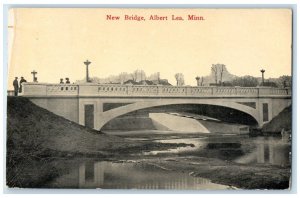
xmin=6 ymin=7 xmax=292 ymax=190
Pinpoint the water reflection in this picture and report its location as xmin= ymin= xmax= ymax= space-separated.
xmin=143 ymin=138 xmax=207 ymax=155
xmin=78 ymin=161 xmax=230 ymax=189
xmin=55 ymin=161 xmax=229 ymax=189
xmin=141 ymin=136 xmax=290 ymax=167
xmin=235 ymin=137 xmax=290 ymax=166
xmin=46 ymin=136 xmax=290 ymax=189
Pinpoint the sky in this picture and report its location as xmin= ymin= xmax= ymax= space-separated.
xmin=7 ymin=8 xmax=292 ymax=88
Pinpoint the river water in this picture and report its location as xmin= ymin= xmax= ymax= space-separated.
xmin=43 ymin=132 xmax=290 ymax=189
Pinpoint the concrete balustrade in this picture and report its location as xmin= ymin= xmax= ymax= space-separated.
xmin=21 ymin=83 xmax=291 ymax=98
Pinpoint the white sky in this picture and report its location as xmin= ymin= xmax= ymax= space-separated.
xmin=7 ymin=8 xmax=292 ymax=88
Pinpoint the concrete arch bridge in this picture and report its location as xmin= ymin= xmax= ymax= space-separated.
xmin=21 ymin=83 xmax=292 ymax=130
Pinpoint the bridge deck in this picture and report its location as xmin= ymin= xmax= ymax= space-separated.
xmin=20 ymin=83 xmax=291 ymax=98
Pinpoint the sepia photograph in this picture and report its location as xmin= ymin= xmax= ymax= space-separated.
xmin=5 ymin=7 xmax=293 ymax=190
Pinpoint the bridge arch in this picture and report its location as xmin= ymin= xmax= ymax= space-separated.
xmin=97 ymin=99 xmax=259 ymax=130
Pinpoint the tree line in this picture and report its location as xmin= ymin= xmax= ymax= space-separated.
xmin=76 ymin=65 xmax=291 ymax=88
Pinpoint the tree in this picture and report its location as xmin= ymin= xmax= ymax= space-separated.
xmin=130 ymin=73 xmax=136 ymax=82
xmin=132 ymin=69 xmax=146 ymax=82
xmin=262 ymin=81 xmax=278 ymax=88
xmin=211 ymin=63 xmax=226 ymax=85
xmin=175 ymin=73 xmax=185 ymax=86
xmin=219 ymin=64 xmax=225 ymax=85
xmin=278 ymin=75 xmax=292 ymax=88
xmin=118 ymin=72 xmax=128 ymax=84
xmin=231 ymin=76 xmax=259 ymax=87
xmin=76 ymin=69 xmax=168 ymax=85
xmin=140 ymin=70 xmax=146 ymax=82
xmin=211 ymin=64 xmax=218 ymax=84
xmin=147 ymin=72 xmax=160 ymax=81
xmin=132 ymin=70 xmax=138 ymax=82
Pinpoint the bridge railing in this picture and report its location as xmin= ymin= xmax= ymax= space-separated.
xmin=20 ymin=83 xmax=291 ymax=98
xmin=20 ymin=83 xmax=79 ymax=96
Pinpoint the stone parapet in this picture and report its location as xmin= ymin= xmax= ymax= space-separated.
xmin=21 ymin=83 xmax=292 ymax=98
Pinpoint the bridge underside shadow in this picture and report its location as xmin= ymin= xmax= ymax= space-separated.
xmin=101 ymin=104 xmax=258 ymax=131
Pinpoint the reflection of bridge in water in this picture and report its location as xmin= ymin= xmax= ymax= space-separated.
xmin=78 ymin=161 xmax=225 ymax=189
xmin=21 ymin=83 xmax=291 ymax=130
xmin=235 ymin=138 xmax=290 ymax=166
xmin=256 ymin=140 xmax=290 ymax=165
xmin=78 ymin=138 xmax=290 ymax=189
xmin=46 ymin=136 xmax=290 ymax=189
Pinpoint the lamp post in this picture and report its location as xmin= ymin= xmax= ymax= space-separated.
xmin=31 ymin=70 xmax=37 ymax=82
xmin=84 ymin=60 xmax=91 ymax=83
xmin=260 ymin=69 xmax=265 ymax=86
xmin=195 ymin=76 xmax=200 ymax=86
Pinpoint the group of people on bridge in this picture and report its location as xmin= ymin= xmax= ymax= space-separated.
xmin=12 ymin=76 xmax=73 ymax=96
xmin=13 ymin=77 xmax=27 ymax=96
xmin=60 ymin=78 xmax=71 ymax=84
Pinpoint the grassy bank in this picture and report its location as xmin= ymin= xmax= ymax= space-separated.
xmin=7 ymin=97 xmax=131 ymax=155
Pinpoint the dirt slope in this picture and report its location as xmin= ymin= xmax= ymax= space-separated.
xmin=6 ymin=97 xmax=131 ymax=156
xmin=261 ymin=105 xmax=292 ymax=133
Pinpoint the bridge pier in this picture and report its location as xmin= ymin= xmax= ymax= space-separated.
xmin=257 ymin=100 xmax=273 ymax=128
xmin=78 ymin=99 xmax=103 ymax=130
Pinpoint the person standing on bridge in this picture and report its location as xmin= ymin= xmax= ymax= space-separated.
xmin=19 ymin=77 xmax=27 ymax=93
xmin=65 ymin=78 xmax=70 ymax=84
xmin=13 ymin=77 xmax=19 ymax=96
